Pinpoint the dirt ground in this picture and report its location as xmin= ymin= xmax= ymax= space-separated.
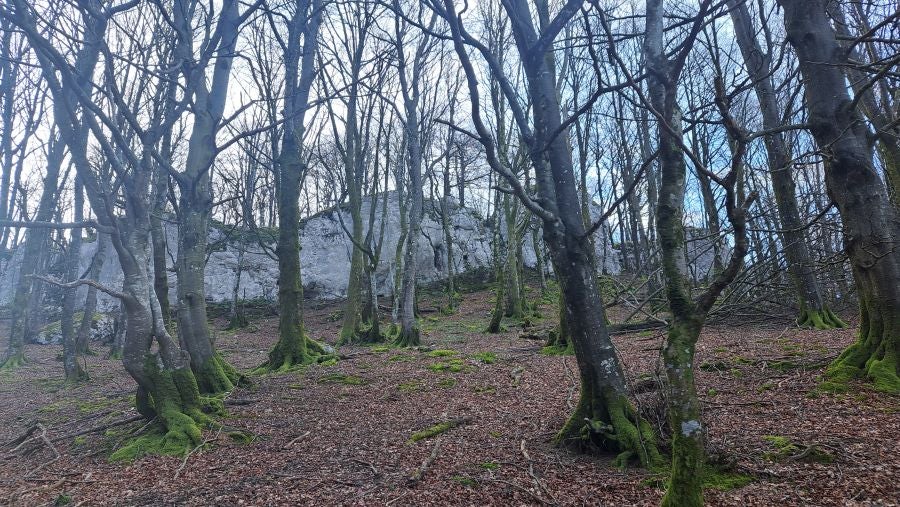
xmin=0 ymin=288 xmax=897 ymax=506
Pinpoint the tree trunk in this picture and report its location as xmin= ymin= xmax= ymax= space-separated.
xmin=503 ymin=195 xmax=524 ymax=318
xmin=261 ymin=0 xmax=325 ymax=370
xmin=61 ymin=177 xmax=88 ymax=382
xmin=77 ymin=232 xmax=109 ymax=354
xmin=728 ymin=0 xmax=842 ymax=329
xmin=781 ymin=0 xmax=900 ymax=394
xmin=470 ymin=0 xmax=661 ymax=467
xmin=1 ymin=139 xmax=63 ymax=369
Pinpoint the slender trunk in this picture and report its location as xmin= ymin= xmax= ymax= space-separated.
xmin=150 ymin=208 xmax=171 ymax=329
xmin=396 ymin=96 xmax=423 ymax=347
xmin=1 ymin=140 xmax=63 ymax=369
xmin=62 ymin=177 xmax=87 ymax=382
xmin=228 ymin=247 xmax=247 ymax=329
xmin=728 ymin=0 xmax=841 ymax=329
xmin=77 ymin=232 xmax=109 ymax=354
xmin=392 ymin=185 xmax=408 ymax=323
xmin=262 ymin=0 xmax=325 ymax=370
xmin=498 ymin=0 xmax=660 ymax=466
xmin=781 ymin=0 xmax=900 ymax=394
xmin=441 ymin=155 xmax=457 ymax=311
xmin=503 ymin=195 xmax=524 ymax=318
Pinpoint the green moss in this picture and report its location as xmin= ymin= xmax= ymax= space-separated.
xmin=317 ymin=373 xmax=367 ymax=385
xmin=451 ymin=475 xmax=477 ymax=487
xmin=256 ymin=332 xmax=324 ymax=374
xmin=758 ymin=382 xmax=775 ymax=393
xmin=762 ymin=435 xmax=833 ymax=463
xmin=54 ymin=493 xmax=72 ymax=506
xmin=489 ymin=431 xmax=502 ymax=438
xmin=0 ymin=354 xmax=25 ymax=370
xmin=407 ymin=418 xmax=467 ymax=443
xmin=478 ymin=461 xmax=500 ymax=470
xmin=540 ymin=344 xmax=575 ymax=356
xmin=644 ymin=466 xmax=752 ymax=492
xmin=428 ymin=359 xmax=468 ymax=373
xmin=821 ymin=331 xmax=899 ymax=395
xmin=398 ymin=380 xmax=425 ymax=392
xmin=227 ymin=430 xmax=254 ymax=444
xmin=437 ymin=378 xmax=456 ymax=388
xmin=73 ymin=436 xmax=87 ymax=446
xmin=473 ymin=385 xmax=496 ymax=394
xmin=318 ymin=357 xmax=339 ymax=367
xmin=371 ymin=345 xmax=392 ymax=353
xmin=866 ymin=353 xmax=900 ymax=394
xmin=702 ymin=470 xmax=753 ymax=490
xmin=76 ymin=397 xmax=118 ymax=414
xmin=769 ymin=360 xmax=800 ymax=371
xmin=471 ymin=352 xmax=497 ymax=364
xmin=428 ymin=349 xmax=457 ymax=358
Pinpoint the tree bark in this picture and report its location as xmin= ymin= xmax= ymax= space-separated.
xmin=440 ymin=0 xmax=661 ymax=467
xmin=76 ymin=232 xmax=109 ymax=354
xmin=1 ymin=138 xmax=63 ymax=369
xmin=727 ymin=0 xmax=842 ymax=329
xmin=261 ymin=0 xmax=326 ymax=371
xmin=780 ymin=0 xmax=900 ymax=394
xmin=61 ymin=177 xmax=88 ymax=382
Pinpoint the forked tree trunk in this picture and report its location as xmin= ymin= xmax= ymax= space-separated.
xmin=781 ymin=0 xmax=900 ymax=394
xmin=645 ymin=1 xmax=752 ymax=504
xmin=261 ymin=0 xmax=325 ymax=371
xmin=171 ymin=0 xmax=242 ymax=394
xmin=441 ymin=0 xmax=661 ymax=467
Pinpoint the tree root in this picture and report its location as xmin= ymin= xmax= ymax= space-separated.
xmin=554 ymin=389 xmax=662 ymax=469
xmin=822 ymin=341 xmax=899 ymax=394
xmin=797 ymin=307 xmax=847 ymax=330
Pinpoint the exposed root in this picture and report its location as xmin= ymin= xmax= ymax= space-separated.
xmin=797 ymin=307 xmax=847 ymax=330
xmin=554 ymin=388 xmax=662 ymax=469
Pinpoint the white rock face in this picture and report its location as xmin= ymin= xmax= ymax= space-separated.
xmin=0 ymin=192 xmax=621 ymax=312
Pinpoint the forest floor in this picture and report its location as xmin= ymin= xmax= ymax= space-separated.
xmin=0 ymin=286 xmax=897 ymax=506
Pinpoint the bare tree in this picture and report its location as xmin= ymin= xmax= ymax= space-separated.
xmin=780 ymin=0 xmax=900 ymax=394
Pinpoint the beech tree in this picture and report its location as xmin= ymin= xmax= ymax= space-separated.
xmin=726 ymin=0 xmax=844 ymax=329
xmin=436 ymin=0 xmax=661 ymax=466
xmin=780 ymin=0 xmax=900 ymax=394
xmin=258 ymin=0 xmax=329 ymax=370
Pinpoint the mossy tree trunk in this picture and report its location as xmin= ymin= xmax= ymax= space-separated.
xmin=727 ymin=0 xmax=842 ymax=330
xmin=393 ymin=13 xmax=430 ymax=348
xmin=441 ymin=0 xmax=661 ymax=467
xmin=781 ymin=0 xmax=900 ymax=394
xmin=170 ymin=0 xmax=243 ymax=393
xmin=333 ymin=14 xmax=372 ymax=345
xmin=7 ymin=0 xmax=221 ymax=453
xmin=261 ymin=0 xmax=324 ymax=371
xmin=645 ymin=1 xmax=756 ymax=504
xmin=486 ymin=188 xmax=505 ymax=334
